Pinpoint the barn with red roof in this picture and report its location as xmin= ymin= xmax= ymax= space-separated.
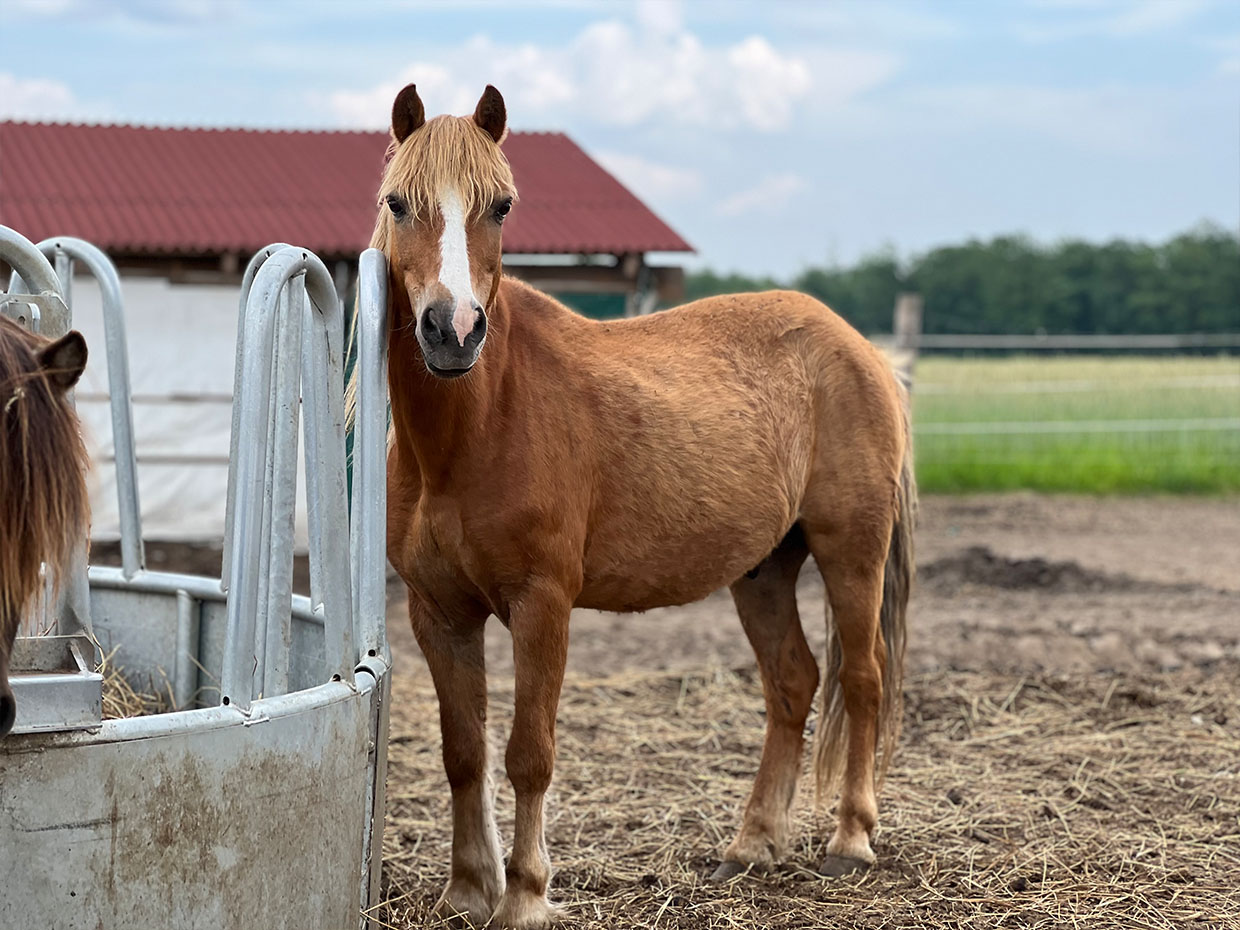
xmin=1 ymin=120 xmax=691 ymax=315
xmin=0 ymin=120 xmax=692 ymax=540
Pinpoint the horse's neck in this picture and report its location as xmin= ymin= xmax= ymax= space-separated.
xmin=388 ymin=279 xmax=543 ymax=485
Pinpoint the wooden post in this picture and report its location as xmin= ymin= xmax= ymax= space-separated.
xmin=892 ymin=292 xmax=923 ymax=383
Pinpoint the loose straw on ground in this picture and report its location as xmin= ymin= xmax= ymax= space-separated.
xmin=372 ymin=661 xmax=1240 ymax=929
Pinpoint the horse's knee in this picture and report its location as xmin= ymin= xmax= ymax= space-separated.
xmin=506 ymin=730 xmax=555 ymax=794
xmin=443 ymin=726 xmax=488 ymax=790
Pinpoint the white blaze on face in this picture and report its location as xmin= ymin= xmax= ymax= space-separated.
xmin=436 ymin=187 xmax=480 ymax=347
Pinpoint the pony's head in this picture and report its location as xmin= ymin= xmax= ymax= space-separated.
xmin=0 ymin=321 xmax=89 ymax=737
xmin=373 ymin=84 xmax=517 ymax=378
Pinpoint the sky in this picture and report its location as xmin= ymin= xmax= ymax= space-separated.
xmin=2 ymin=0 xmax=1237 ymax=277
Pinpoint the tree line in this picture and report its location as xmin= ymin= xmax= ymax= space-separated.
xmin=683 ymin=224 xmax=1239 ymax=336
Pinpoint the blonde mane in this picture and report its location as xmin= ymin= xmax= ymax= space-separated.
xmin=370 ymin=114 xmax=517 ymax=253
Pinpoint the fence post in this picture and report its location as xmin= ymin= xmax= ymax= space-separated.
xmin=893 ymin=292 xmax=923 ymax=383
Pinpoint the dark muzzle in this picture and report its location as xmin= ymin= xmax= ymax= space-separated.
xmin=417 ymin=301 xmax=487 ymax=377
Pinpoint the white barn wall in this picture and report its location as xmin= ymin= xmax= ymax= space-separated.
xmin=69 ymin=273 xmax=311 ymax=546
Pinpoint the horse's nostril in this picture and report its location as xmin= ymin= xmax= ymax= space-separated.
xmin=472 ymin=313 xmax=487 ymax=336
xmin=0 ymin=694 xmax=15 ymax=737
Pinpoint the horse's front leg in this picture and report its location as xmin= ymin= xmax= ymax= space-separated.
xmin=491 ymin=584 xmax=572 ymax=930
xmin=408 ymin=594 xmax=505 ymax=925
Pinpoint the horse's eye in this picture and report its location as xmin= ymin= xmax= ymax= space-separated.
xmin=386 ymin=194 xmax=407 ymax=219
xmin=493 ymin=198 xmax=513 ymax=222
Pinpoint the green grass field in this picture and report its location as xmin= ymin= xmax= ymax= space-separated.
xmin=911 ymin=355 xmax=1240 ymax=493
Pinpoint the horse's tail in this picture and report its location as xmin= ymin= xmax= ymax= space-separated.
xmin=813 ymin=376 xmax=916 ymax=801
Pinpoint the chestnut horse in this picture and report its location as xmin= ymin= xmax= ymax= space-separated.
xmin=365 ymin=85 xmax=915 ymax=928
xmin=0 ymin=317 xmax=89 ymax=736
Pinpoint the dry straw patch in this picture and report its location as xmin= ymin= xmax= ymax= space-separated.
xmin=374 ymin=661 xmax=1240 ymax=929
xmin=99 ymin=648 xmax=175 ymax=719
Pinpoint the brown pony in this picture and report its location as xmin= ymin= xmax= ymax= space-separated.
xmin=0 ymin=317 xmax=90 ymax=737
xmin=367 ymin=85 xmax=915 ymax=929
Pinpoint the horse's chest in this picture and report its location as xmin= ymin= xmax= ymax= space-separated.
xmin=390 ymin=492 xmax=535 ymax=619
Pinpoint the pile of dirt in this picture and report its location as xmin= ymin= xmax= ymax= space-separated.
xmin=372 ymin=661 xmax=1240 ymax=929
xmin=918 ymin=544 xmax=1199 ymax=595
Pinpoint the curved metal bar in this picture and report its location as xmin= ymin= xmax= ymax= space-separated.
xmin=46 ymin=249 xmax=94 ymax=638
xmin=222 ymin=242 xmax=292 ymax=594
xmin=2 ymin=225 xmax=62 ymax=297
xmin=87 ymin=565 xmax=320 ymax=623
xmin=35 ymin=237 xmax=144 ymax=578
xmin=221 ymin=247 xmax=354 ymax=712
xmin=2 ymin=226 xmax=70 ymax=338
xmin=295 ymin=252 xmax=356 ymax=686
xmin=258 ymin=273 xmax=305 ymax=699
xmin=53 ymin=250 xmax=73 ymax=311
xmin=350 ymin=248 xmax=390 ymax=661
xmin=18 ymin=672 xmax=376 ymax=748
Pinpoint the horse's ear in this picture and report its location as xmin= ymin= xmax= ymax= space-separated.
xmin=391 ymin=83 xmax=425 ymax=144
xmin=38 ymin=330 xmax=88 ymax=392
xmin=473 ymin=85 xmax=507 ymax=144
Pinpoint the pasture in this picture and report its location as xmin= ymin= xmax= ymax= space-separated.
xmin=912 ymin=356 xmax=1240 ymax=493
xmin=371 ymin=494 xmax=1240 ymax=929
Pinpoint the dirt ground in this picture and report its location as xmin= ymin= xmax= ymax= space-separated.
xmin=95 ymin=494 xmax=1240 ymax=928
xmin=374 ymin=662 xmax=1239 ymax=930
xmin=369 ymin=493 xmax=1239 ymax=930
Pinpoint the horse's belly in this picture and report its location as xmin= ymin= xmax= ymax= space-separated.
xmin=576 ymin=455 xmax=802 ymax=612
xmin=577 ymin=510 xmax=789 ymax=611
xmin=576 ymin=371 xmax=814 ymax=611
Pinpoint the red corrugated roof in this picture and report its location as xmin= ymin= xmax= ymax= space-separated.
xmin=0 ymin=121 xmax=691 ymax=257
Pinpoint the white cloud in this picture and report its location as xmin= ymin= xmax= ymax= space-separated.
xmin=728 ymin=37 xmax=812 ymax=131
xmin=0 ymin=73 xmax=79 ymax=120
xmin=594 ymin=150 xmax=704 ymax=202
xmin=324 ymin=12 xmax=854 ymax=134
xmin=717 ymin=173 xmax=807 ymax=217
xmin=328 ymin=63 xmax=479 ymax=133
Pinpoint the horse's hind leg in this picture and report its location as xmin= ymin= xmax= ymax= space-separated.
xmin=713 ymin=527 xmax=818 ymax=879
xmin=803 ymin=496 xmax=893 ymax=875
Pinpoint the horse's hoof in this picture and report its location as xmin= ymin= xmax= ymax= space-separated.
xmin=709 ymin=860 xmax=750 ymax=881
xmin=818 ymin=854 xmax=872 ymax=878
xmin=432 ymin=876 xmax=502 ymax=927
xmin=490 ymin=890 xmax=561 ymax=929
